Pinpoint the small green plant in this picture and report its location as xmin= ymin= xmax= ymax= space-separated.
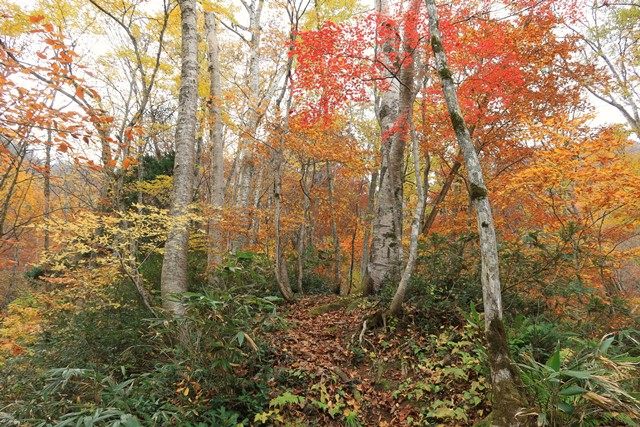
xmin=254 ymin=391 xmax=305 ymax=425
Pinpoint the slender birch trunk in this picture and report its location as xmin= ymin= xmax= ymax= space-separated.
xmin=271 ymin=8 xmax=297 ymax=302
xmin=274 ymin=150 xmax=293 ymax=301
xmin=389 ymin=127 xmax=429 ymax=314
xmin=44 ymin=129 xmax=52 ymax=253
xmin=360 ymin=170 xmax=377 ymax=290
xmin=307 ymin=162 xmax=317 ymax=249
xmin=249 ymin=164 xmax=264 ymax=244
xmin=160 ymin=0 xmax=198 ymax=317
xmin=205 ymin=12 xmax=225 ymax=275
xmin=326 ymin=162 xmax=343 ymax=294
xmin=296 ymin=224 xmax=305 ymax=293
xmin=347 ymin=201 xmax=358 ymax=295
xmin=232 ymin=0 xmax=265 ymax=251
xmin=426 ymin=0 xmax=528 ymax=424
xmin=296 ymin=160 xmax=311 ymax=293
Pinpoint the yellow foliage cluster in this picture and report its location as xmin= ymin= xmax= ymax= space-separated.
xmin=0 ymin=295 xmax=43 ymax=365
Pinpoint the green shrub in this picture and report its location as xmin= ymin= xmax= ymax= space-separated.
xmin=509 ymin=316 xmax=572 ymax=363
xmin=518 ymin=330 xmax=640 ymax=426
xmin=0 ymin=252 xmax=284 ymax=425
xmin=214 ymin=251 xmax=278 ymax=294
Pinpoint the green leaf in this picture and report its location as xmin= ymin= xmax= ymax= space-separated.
xmin=559 ymin=385 xmax=586 ymax=396
xmin=116 ymin=414 xmax=143 ymax=427
xmin=598 ymin=336 xmax=615 ymax=355
xmin=556 ymin=401 xmax=574 ymax=414
xmin=269 ymin=391 xmax=305 ymax=408
xmin=254 ymin=411 xmax=274 ymax=423
xmin=561 ymin=370 xmax=592 ymax=380
xmin=546 ymin=349 xmax=561 ymax=372
xmin=431 ymin=406 xmax=456 ymax=419
xmin=442 ymin=366 xmax=467 ymax=379
xmin=235 ymin=331 xmax=245 ymax=346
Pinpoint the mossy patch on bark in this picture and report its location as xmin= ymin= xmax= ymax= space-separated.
xmin=485 ymin=318 xmax=533 ymax=426
xmin=470 ymin=182 xmax=488 ymax=200
xmin=449 ymin=111 xmax=467 ymax=136
xmin=430 ymin=35 xmax=443 ymax=54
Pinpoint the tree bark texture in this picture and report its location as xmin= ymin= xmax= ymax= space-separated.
xmin=366 ymin=0 xmax=407 ymax=294
xmin=160 ymin=0 xmax=198 ymax=317
xmin=205 ymin=12 xmax=225 ymax=273
xmin=426 ymin=0 xmax=529 ymax=424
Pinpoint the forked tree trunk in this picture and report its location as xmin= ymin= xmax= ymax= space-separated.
xmin=271 ymin=9 xmax=297 ymax=302
xmin=426 ymin=0 xmax=529 ymax=424
xmin=160 ymin=0 xmax=198 ymax=317
xmin=205 ymin=12 xmax=225 ymax=276
xmin=388 ymin=0 xmax=423 ymax=314
xmin=389 ymin=128 xmax=429 ymax=315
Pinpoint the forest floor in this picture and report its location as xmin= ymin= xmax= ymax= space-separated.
xmin=262 ymin=295 xmax=490 ymax=426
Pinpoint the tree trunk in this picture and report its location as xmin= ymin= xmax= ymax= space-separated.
xmin=44 ymin=129 xmax=52 ymax=253
xmin=160 ymin=0 xmax=198 ymax=317
xmin=232 ymin=0 xmax=265 ymax=251
xmin=347 ymin=203 xmax=358 ymax=295
xmin=366 ymin=0 xmax=407 ymax=294
xmin=389 ymin=127 xmax=429 ymax=315
xmin=271 ymin=3 xmax=297 ymax=302
xmin=274 ymin=150 xmax=293 ymax=301
xmin=326 ymin=162 xmax=343 ymax=294
xmin=426 ymin=0 xmax=529 ymax=424
xmin=421 ymin=159 xmax=460 ymax=236
xmin=205 ymin=12 xmax=225 ymax=276
xmin=388 ymin=0 xmax=423 ymax=314
xmin=360 ymin=170 xmax=377 ymax=292
xmin=296 ymin=160 xmax=311 ymax=293
xmin=249 ymin=163 xmax=265 ymax=244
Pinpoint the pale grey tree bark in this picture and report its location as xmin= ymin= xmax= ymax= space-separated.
xmin=273 ymin=149 xmax=293 ymax=301
xmin=270 ymin=0 xmax=305 ymax=301
xmin=426 ymin=0 xmax=528 ymax=424
xmin=249 ymin=164 xmax=265 ymax=243
xmin=296 ymin=160 xmax=312 ymax=292
xmin=359 ymin=170 xmax=377 ymax=285
xmin=389 ymin=122 xmax=429 ymax=314
xmin=231 ymin=0 xmax=265 ymax=251
xmin=389 ymin=134 xmax=428 ymax=315
xmin=387 ymin=0 xmax=427 ymax=314
xmin=272 ymin=112 xmax=293 ymax=300
xmin=160 ymin=0 xmax=198 ymax=317
xmin=326 ymin=162 xmax=344 ymax=294
xmin=205 ymin=12 xmax=226 ymax=275
xmin=366 ymin=0 xmax=406 ymax=294
xmin=44 ymin=129 xmax=52 ymax=253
